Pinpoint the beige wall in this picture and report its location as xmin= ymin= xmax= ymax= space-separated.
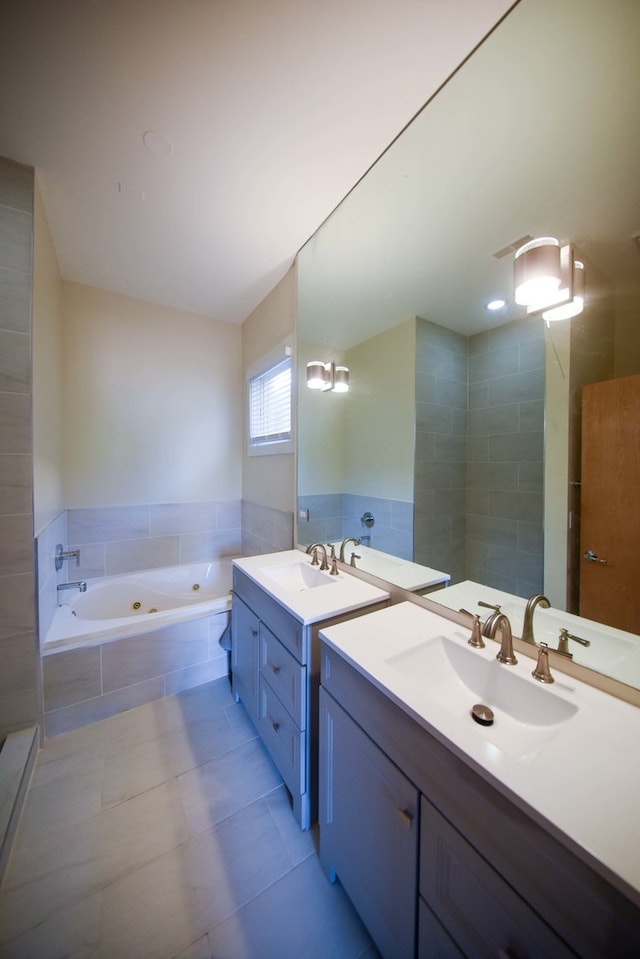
xmin=62 ymin=282 xmax=242 ymax=507
xmin=32 ymin=180 xmax=64 ymax=533
xmin=343 ymin=317 xmax=415 ymax=501
xmin=241 ymin=266 xmax=296 ymax=513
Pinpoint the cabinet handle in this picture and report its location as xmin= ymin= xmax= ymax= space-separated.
xmin=271 ymin=720 xmax=280 ymax=732
xmin=397 ymin=808 xmax=413 ymax=828
xmin=270 ymin=663 xmax=281 ymax=675
xmin=251 ymin=628 xmax=258 ymax=637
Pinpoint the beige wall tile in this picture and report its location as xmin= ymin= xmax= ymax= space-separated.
xmin=0 ymin=330 xmax=30 ymax=393
xmin=101 ymin=620 xmax=209 ymax=692
xmin=0 ymin=267 xmax=31 ymax=334
xmin=0 ymin=454 xmax=32 ymax=515
xmin=42 ymin=646 xmax=101 ymax=711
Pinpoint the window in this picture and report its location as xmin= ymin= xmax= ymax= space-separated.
xmin=248 ymin=344 xmax=293 ymax=455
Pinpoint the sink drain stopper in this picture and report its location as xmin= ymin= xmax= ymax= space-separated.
xmin=471 ymin=703 xmax=494 ymax=726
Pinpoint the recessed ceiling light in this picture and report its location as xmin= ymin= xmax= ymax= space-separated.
xmin=485 ymin=298 xmax=508 ymax=311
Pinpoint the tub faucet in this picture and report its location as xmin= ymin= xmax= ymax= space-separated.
xmin=305 ymin=543 xmax=329 ymax=571
xmin=521 ymin=594 xmax=551 ymax=645
xmin=57 ymin=581 xmax=87 ymax=594
xmin=339 ymin=537 xmax=360 ymax=563
xmin=55 ymin=544 xmax=80 ymax=572
xmin=484 ymin=612 xmax=517 ymax=665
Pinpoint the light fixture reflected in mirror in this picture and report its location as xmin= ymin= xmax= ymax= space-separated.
xmin=514 ymin=237 xmax=562 ymax=305
xmin=306 ymin=360 xmax=350 ymax=392
xmin=542 ymin=259 xmax=585 ymax=322
xmin=513 ymin=238 xmax=584 ymax=322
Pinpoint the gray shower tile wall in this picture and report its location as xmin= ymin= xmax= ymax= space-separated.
xmin=0 ymin=156 xmax=38 ymax=737
xmin=241 ymin=500 xmax=294 ymax=556
xmin=414 ymin=318 xmax=467 ymax=582
xmin=466 ymin=317 xmax=544 ymax=596
xmin=342 ymin=493 xmax=413 ymax=560
xmin=66 ymin=500 xmax=243 ymax=579
xmin=42 ymin=610 xmax=230 ymax=735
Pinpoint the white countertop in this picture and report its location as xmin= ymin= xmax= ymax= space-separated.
xmin=327 ymin=543 xmax=450 ymax=592
xmin=233 ymin=550 xmax=389 ymax=625
xmin=319 ymin=601 xmax=640 ymax=906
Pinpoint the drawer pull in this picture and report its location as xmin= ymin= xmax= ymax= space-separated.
xmin=251 ymin=628 xmax=258 ymax=637
xmin=271 ymin=720 xmax=280 ymax=732
xmin=270 ymin=663 xmax=281 ymax=675
xmin=397 ymin=808 xmax=413 ymax=828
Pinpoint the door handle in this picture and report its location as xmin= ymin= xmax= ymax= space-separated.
xmin=584 ymin=549 xmax=608 ymax=565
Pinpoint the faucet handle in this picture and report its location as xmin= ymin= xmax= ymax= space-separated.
xmin=468 ymin=614 xmax=485 ymax=649
xmin=329 ymin=555 xmax=339 ymax=575
xmin=532 ymin=642 xmax=555 ymax=684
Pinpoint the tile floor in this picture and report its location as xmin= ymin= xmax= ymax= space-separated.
xmin=0 ymin=678 xmax=380 ymax=959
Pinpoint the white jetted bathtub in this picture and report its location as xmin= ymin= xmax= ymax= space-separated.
xmin=42 ymin=559 xmax=236 ymax=734
xmin=45 ymin=559 xmax=234 ymax=651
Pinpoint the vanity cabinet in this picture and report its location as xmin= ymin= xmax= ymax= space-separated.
xmin=231 ymin=566 xmax=387 ymax=829
xmin=319 ymin=688 xmax=418 ymax=959
xmin=319 ymin=640 xmax=640 ymax=959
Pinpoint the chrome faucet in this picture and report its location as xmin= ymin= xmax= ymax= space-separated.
xmin=54 ymin=544 xmax=80 ymax=572
xmin=339 ymin=537 xmax=360 ymax=563
xmin=484 ymin=612 xmax=517 ymax=665
xmin=57 ymin=581 xmax=87 ymax=594
xmin=521 ymin=593 xmax=551 ymax=644
xmin=305 ymin=543 xmax=329 ymax=571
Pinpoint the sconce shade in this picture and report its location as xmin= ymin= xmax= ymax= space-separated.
xmin=543 ymin=259 xmax=585 ymax=322
xmin=307 ymin=361 xmax=328 ymax=390
xmin=306 ymin=359 xmax=350 ymax=392
xmin=514 ymin=237 xmax=562 ymax=305
xmin=333 ymin=366 xmax=349 ymax=392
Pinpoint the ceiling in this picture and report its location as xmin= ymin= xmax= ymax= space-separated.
xmin=0 ymin=0 xmax=515 ymax=324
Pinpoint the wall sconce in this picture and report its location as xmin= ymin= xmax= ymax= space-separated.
xmin=514 ymin=237 xmax=584 ymax=322
xmin=306 ymin=360 xmax=349 ymax=392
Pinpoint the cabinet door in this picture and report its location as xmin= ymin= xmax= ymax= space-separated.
xmin=231 ymin=595 xmax=260 ymax=724
xmin=319 ymin=688 xmax=418 ymax=959
xmin=420 ymin=797 xmax=575 ymax=959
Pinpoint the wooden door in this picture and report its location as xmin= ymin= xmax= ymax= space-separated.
xmin=579 ymin=374 xmax=640 ymax=631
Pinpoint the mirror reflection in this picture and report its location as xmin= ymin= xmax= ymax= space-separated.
xmin=296 ymin=0 xmax=640 ymax=688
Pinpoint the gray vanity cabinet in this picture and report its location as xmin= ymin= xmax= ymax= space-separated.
xmin=231 ymin=567 xmax=387 ymax=830
xmin=319 ymin=688 xmax=418 ymax=959
xmin=319 ymin=640 xmax=640 ymax=959
xmin=230 ymin=592 xmax=260 ymax=725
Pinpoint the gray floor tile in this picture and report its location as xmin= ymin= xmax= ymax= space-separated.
xmin=206 ymin=855 xmax=377 ymax=959
xmin=0 ymin=679 xmax=375 ymax=959
xmin=177 ymin=737 xmax=283 ymax=837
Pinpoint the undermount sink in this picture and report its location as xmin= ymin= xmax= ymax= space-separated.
xmin=386 ymin=635 xmax=578 ymax=762
xmin=262 ymin=559 xmax=338 ymax=592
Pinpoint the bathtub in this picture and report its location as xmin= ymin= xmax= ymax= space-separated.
xmin=42 ymin=559 xmax=237 ymax=736
xmin=44 ymin=559 xmax=234 ymax=652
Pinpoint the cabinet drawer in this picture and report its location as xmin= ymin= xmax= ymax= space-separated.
xmin=260 ymin=626 xmax=306 ymax=727
xmin=233 ymin=568 xmax=304 ymax=662
xmin=257 ymin=675 xmax=305 ymax=797
xmin=420 ymin=797 xmax=575 ymax=959
xmin=418 ymin=898 xmax=464 ymax=959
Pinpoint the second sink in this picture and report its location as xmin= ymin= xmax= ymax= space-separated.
xmin=386 ymin=635 xmax=578 ymax=762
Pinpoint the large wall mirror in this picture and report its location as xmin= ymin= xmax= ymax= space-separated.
xmin=296 ymin=0 xmax=640 ymax=690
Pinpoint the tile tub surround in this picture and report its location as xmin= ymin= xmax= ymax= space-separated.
xmin=42 ymin=611 xmax=230 ymax=736
xmin=0 ymin=679 xmax=379 ymax=959
xmin=66 ymin=500 xmax=243 ymax=579
xmin=296 ymin=492 xmax=413 ymax=560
